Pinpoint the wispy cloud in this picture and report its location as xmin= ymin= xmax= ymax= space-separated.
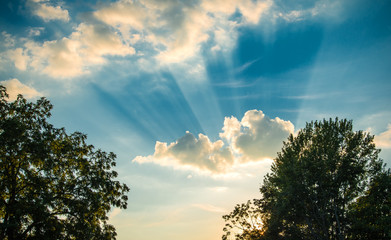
xmin=3 ymin=0 xmax=343 ymax=81
xmin=94 ymin=0 xmax=272 ymax=64
xmin=375 ymin=124 xmax=391 ymax=148
xmin=282 ymin=91 xmax=343 ymax=100
xmin=7 ymin=48 xmax=30 ymax=71
xmin=219 ymin=94 xmax=263 ymax=100
xmin=192 ymin=204 xmax=226 ymax=213
xmin=0 ymin=78 xmax=41 ymax=101
xmin=283 ymin=95 xmax=322 ymax=100
xmin=1 ymin=31 xmax=15 ymax=48
xmin=28 ymin=27 xmax=45 ymax=37
xmin=213 ymin=80 xmax=255 ymax=88
xmin=14 ymin=0 xmax=272 ymax=78
xmin=275 ymin=0 xmax=343 ymax=23
xmin=133 ymin=109 xmax=293 ymax=175
xmin=208 ymin=186 xmax=228 ymax=192
xmin=108 ymin=208 xmax=122 ymax=219
xmin=28 ymin=0 xmax=70 ymax=22
xmin=16 ymin=23 xmax=135 ymax=78
xmin=234 ymin=58 xmax=262 ymax=74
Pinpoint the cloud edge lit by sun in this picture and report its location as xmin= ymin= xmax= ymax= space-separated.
xmin=133 ymin=109 xmax=294 ymax=175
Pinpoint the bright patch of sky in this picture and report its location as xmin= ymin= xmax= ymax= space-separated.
xmin=1 ymin=0 xmax=391 ymax=239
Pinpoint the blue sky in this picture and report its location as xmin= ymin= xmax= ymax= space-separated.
xmin=1 ymin=0 xmax=391 ymax=239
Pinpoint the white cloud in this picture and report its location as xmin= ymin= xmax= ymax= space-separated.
xmin=29 ymin=0 xmax=70 ymax=22
xmin=5 ymin=0 xmax=342 ymax=79
xmin=25 ymin=38 xmax=85 ymax=78
xmin=221 ymin=110 xmax=294 ymax=162
xmin=7 ymin=48 xmax=30 ymax=71
xmin=375 ymin=124 xmax=391 ymax=148
xmin=0 ymin=78 xmax=41 ymax=101
xmin=275 ymin=1 xmax=343 ymax=23
xmin=28 ymin=27 xmax=45 ymax=37
xmin=154 ymin=8 xmax=212 ymax=63
xmin=2 ymin=32 xmax=15 ymax=48
xmin=201 ymin=0 xmax=271 ymax=25
xmin=73 ymin=23 xmax=135 ymax=63
xmin=134 ymin=131 xmax=235 ymax=174
xmin=278 ymin=10 xmax=305 ymax=22
xmin=94 ymin=0 xmax=272 ymax=64
xmin=133 ymin=110 xmax=294 ymax=175
xmin=93 ymin=0 xmax=149 ymax=31
xmin=19 ymin=23 xmax=135 ymax=78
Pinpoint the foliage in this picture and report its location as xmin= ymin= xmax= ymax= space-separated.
xmin=0 ymin=86 xmax=130 ymax=240
xmin=223 ymin=118 xmax=389 ymax=240
xmin=347 ymin=169 xmax=391 ymax=239
xmin=222 ymin=200 xmax=264 ymax=240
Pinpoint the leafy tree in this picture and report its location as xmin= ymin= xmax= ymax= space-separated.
xmin=347 ymin=169 xmax=391 ymax=239
xmin=222 ymin=200 xmax=264 ymax=240
xmin=223 ymin=118 xmax=389 ymax=240
xmin=0 ymin=86 xmax=130 ymax=240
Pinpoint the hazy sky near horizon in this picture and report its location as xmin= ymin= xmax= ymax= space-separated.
xmin=1 ymin=0 xmax=391 ymax=239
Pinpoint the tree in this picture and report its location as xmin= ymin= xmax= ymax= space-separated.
xmin=223 ymin=118 xmax=389 ymax=240
xmin=222 ymin=200 xmax=264 ymax=240
xmin=347 ymin=169 xmax=391 ymax=239
xmin=0 ymin=86 xmax=130 ymax=240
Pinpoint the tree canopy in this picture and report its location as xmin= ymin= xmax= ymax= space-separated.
xmin=222 ymin=200 xmax=264 ymax=240
xmin=223 ymin=118 xmax=390 ymax=240
xmin=0 ymin=86 xmax=130 ymax=240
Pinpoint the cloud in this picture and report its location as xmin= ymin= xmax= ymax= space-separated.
xmin=93 ymin=0 xmax=149 ymax=32
xmin=192 ymin=204 xmax=226 ymax=213
xmin=134 ymin=131 xmax=235 ymax=174
xmin=28 ymin=27 xmax=45 ymax=37
xmin=275 ymin=1 xmax=344 ymax=23
xmin=94 ymin=0 xmax=272 ymax=63
xmin=5 ymin=0 xmax=341 ymax=79
xmin=220 ymin=110 xmax=294 ymax=162
xmin=7 ymin=48 xmax=30 ymax=71
xmin=133 ymin=110 xmax=294 ymax=175
xmin=375 ymin=124 xmax=391 ymax=148
xmin=202 ymin=0 xmax=271 ymax=24
xmin=0 ymin=79 xmax=41 ymax=101
xmin=108 ymin=208 xmax=122 ymax=219
xmin=29 ymin=0 xmax=70 ymax=22
xmin=154 ymin=7 xmax=212 ymax=63
xmin=73 ymin=23 xmax=135 ymax=63
xmin=25 ymin=38 xmax=84 ymax=78
xmin=19 ymin=23 xmax=135 ymax=78
xmin=1 ymin=31 xmax=15 ymax=48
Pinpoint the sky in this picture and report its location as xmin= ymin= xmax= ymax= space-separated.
xmin=1 ymin=0 xmax=391 ymax=239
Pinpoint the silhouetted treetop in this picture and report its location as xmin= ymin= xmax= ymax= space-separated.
xmin=223 ymin=118 xmax=390 ymax=240
xmin=0 ymin=85 xmax=130 ymax=240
